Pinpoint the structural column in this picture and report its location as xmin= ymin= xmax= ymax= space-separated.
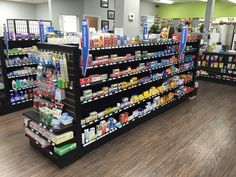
xmin=203 ymin=0 xmax=215 ymax=43
xmin=115 ymin=0 xmax=140 ymax=37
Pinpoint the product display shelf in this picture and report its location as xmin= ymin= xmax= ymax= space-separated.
xmin=81 ymin=65 xmax=194 ymax=105
xmin=89 ymin=41 xmax=179 ymax=51
xmin=197 ymin=51 xmax=236 ymax=85
xmin=7 ymin=73 xmax=37 ymax=79
xmin=198 ymin=75 xmax=236 ymax=86
xmin=23 ymin=40 xmax=200 ymax=168
xmin=0 ymin=38 xmax=39 ymax=115
xmin=9 ymin=85 xmax=37 ymax=92
xmin=82 ymin=79 xmax=194 ymax=129
xmin=23 ymin=43 xmax=82 ymax=168
xmin=23 ymin=110 xmax=75 ymax=135
xmin=88 ymin=39 xmax=199 ymax=51
xmin=83 ymin=91 xmax=191 ymax=147
xmin=6 ymin=63 xmax=37 ymax=68
xmin=25 ymin=124 xmax=75 ymax=147
xmin=81 ymin=92 xmax=193 ymax=155
xmin=87 ymin=52 xmax=179 ymax=70
xmin=79 ymin=40 xmax=200 ymax=161
xmin=198 ymin=66 xmax=236 ymax=76
xmin=12 ymin=98 xmax=33 ymax=106
xmin=81 ymin=60 xmax=192 ymax=88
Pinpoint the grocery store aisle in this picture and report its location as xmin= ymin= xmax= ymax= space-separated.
xmin=0 ymin=81 xmax=236 ymax=177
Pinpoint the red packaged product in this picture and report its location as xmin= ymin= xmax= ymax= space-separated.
xmin=119 ymin=114 xmax=126 ymax=124
xmin=124 ymin=112 xmax=129 ymax=123
xmin=80 ymin=77 xmax=91 ymax=85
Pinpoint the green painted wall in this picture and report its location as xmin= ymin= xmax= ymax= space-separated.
xmin=157 ymin=0 xmax=236 ymax=18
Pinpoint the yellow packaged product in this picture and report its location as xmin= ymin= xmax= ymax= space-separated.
xmin=138 ymin=94 xmax=144 ymax=101
xmin=143 ymin=91 xmax=149 ymax=98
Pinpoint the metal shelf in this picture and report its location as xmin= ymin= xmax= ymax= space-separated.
xmin=10 ymin=85 xmax=37 ymax=92
xmin=82 ymin=79 xmax=193 ymax=128
xmin=82 ymin=91 xmax=193 ymax=147
xmin=11 ymin=99 xmax=33 ymax=105
xmin=22 ymin=40 xmax=200 ymax=168
xmin=23 ymin=110 xmax=75 ymax=135
xmin=81 ymin=65 xmax=194 ymax=105
xmin=7 ymin=73 xmax=36 ymax=79
xmin=81 ymin=61 xmax=193 ymax=88
xmin=6 ymin=63 xmax=37 ymax=68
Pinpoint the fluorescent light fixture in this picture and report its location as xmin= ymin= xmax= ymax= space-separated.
xmin=157 ymin=0 xmax=174 ymax=4
xmin=227 ymin=0 xmax=236 ymax=3
xmin=200 ymin=0 xmax=207 ymax=2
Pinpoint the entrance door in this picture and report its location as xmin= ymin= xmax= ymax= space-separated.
xmin=85 ymin=16 xmax=99 ymax=31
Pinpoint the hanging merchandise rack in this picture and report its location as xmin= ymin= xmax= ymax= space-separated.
xmin=23 ymin=39 xmax=200 ymax=168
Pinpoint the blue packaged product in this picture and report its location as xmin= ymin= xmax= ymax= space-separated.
xmin=162 ymin=70 xmax=167 ymax=77
xmin=10 ymin=93 xmax=15 ymax=103
xmin=20 ymin=91 xmax=25 ymax=100
xmin=52 ymin=119 xmax=60 ymax=129
xmin=14 ymin=92 xmax=20 ymax=102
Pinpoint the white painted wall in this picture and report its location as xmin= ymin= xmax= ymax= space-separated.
xmin=84 ymin=0 xmax=115 ymax=30
xmin=0 ymin=1 xmax=36 ymax=35
xmin=36 ymin=3 xmax=50 ymax=20
xmin=140 ymin=1 xmax=156 ymax=17
xmin=115 ymin=0 xmax=140 ymax=37
xmin=49 ymin=0 xmax=84 ymax=30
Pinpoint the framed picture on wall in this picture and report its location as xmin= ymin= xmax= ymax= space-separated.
xmin=101 ymin=20 xmax=109 ymax=30
xmin=100 ymin=0 xmax=109 ymax=8
xmin=107 ymin=10 xmax=115 ymax=20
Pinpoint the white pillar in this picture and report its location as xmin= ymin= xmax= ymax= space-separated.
xmin=203 ymin=0 xmax=215 ymax=43
xmin=115 ymin=0 xmax=140 ymax=37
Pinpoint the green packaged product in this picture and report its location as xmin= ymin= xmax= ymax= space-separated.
xmin=54 ymin=143 xmax=77 ymax=156
xmin=39 ymin=107 xmax=53 ymax=126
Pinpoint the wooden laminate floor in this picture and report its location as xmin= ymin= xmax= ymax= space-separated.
xmin=0 ymin=81 xmax=236 ymax=177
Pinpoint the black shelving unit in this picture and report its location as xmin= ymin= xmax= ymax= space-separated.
xmin=0 ymin=38 xmax=38 ymax=115
xmin=23 ymin=40 xmax=200 ymax=168
xmin=197 ymin=51 xmax=236 ymax=86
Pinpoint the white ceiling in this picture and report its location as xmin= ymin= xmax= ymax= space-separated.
xmin=0 ymin=0 xmax=48 ymax=4
xmin=143 ymin=0 xmax=208 ymax=3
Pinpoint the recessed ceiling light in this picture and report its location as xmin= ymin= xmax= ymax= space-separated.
xmin=157 ymin=0 xmax=174 ymax=4
xmin=227 ymin=0 xmax=236 ymax=3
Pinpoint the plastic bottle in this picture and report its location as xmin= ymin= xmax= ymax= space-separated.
xmin=27 ymin=78 xmax=31 ymax=87
xmin=5 ymin=59 xmax=9 ymax=66
xmin=12 ymin=80 xmax=17 ymax=90
xmin=20 ymin=79 xmax=24 ymax=88
xmin=23 ymin=79 xmax=28 ymax=88
xmin=16 ymin=80 xmax=21 ymax=89
xmin=24 ymin=91 xmax=29 ymax=100
xmin=31 ymin=78 xmax=34 ymax=86
xmin=29 ymin=90 xmax=33 ymax=99
xmin=10 ymin=93 xmax=15 ymax=103
xmin=20 ymin=91 xmax=24 ymax=101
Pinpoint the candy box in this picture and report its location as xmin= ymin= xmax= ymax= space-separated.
xmin=91 ymin=75 xmax=101 ymax=82
xmin=80 ymin=77 xmax=91 ymax=85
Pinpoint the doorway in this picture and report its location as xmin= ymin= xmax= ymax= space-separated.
xmin=84 ymin=16 xmax=99 ymax=31
xmin=59 ymin=15 xmax=79 ymax=32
